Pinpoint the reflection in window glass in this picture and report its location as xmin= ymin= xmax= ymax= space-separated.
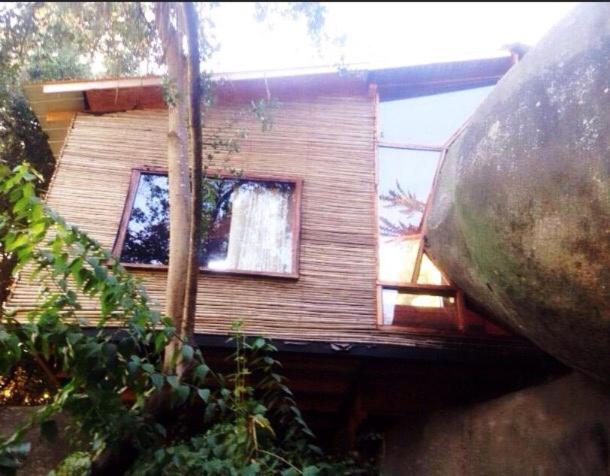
xmin=379 ymin=86 xmax=495 ymax=145
xmin=378 ymin=147 xmax=440 ymax=237
xmin=378 ymin=237 xmax=419 ymax=283
xmin=120 ymin=173 xmax=296 ymax=274
xmin=382 ymin=289 xmax=455 ymax=327
xmin=417 ymin=253 xmax=444 ymax=285
xmin=121 ymin=174 xmax=169 ymax=265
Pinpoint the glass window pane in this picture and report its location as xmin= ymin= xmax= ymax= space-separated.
xmin=378 ymin=147 xmax=440 ymax=237
xmin=120 ymin=173 xmax=296 ymax=274
xmin=121 ymin=173 xmax=170 ymax=265
xmin=379 ymin=86 xmax=495 ymax=145
xmin=378 ymin=237 xmax=419 ymax=283
xmin=203 ymin=179 xmax=295 ymax=274
xmin=382 ymin=288 xmax=455 ymax=329
xmin=417 ymin=253 xmax=444 ymax=285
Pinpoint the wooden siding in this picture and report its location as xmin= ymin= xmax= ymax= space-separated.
xmin=8 ymin=90 xmax=497 ymax=348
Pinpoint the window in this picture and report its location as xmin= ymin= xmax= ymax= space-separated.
xmin=114 ymin=169 xmax=301 ymax=278
xmin=376 ymin=85 xmax=495 ymax=331
xmin=378 ymin=86 xmax=495 ymax=145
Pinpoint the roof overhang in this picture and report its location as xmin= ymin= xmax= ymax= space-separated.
xmin=371 ymin=55 xmax=514 ymax=100
xmin=23 ymin=55 xmax=514 ymax=159
xmin=21 ymin=83 xmax=84 ymax=158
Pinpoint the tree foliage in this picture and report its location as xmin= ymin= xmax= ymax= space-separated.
xmin=379 ymin=180 xmax=426 ymax=239
xmin=0 ymin=1 xmax=148 ymax=309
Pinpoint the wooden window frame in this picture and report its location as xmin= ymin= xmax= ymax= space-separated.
xmin=374 ymin=82 xmax=492 ymax=333
xmin=112 ymin=166 xmax=303 ymax=280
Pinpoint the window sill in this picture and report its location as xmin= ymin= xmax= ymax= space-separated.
xmin=378 ymin=281 xmax=456 ymax=295
xmin=120 ymin=262 xmax=299 ymax=280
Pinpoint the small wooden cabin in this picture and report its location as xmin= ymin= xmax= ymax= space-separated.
xmin=11 ymin=55 xmax=534 ymax=350
xmin=9 ymin=57 xmax=561 ymax=446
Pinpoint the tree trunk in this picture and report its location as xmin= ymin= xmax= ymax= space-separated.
xmin=91 ymin=5 xmax=205 ymax=471
xmin=154 ymin=3 xmax=191 ymax=373
xmin=91 ymin=5 xmax=199 ymax=472
xmin=178 ymin=2 xmax=203 ymax=377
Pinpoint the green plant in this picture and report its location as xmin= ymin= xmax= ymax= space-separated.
xmin=0 ymin=162 xmax=375 ymax=475
xmin=129 ymin=322 xmax=368 ymax=475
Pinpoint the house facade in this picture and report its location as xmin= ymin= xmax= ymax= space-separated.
xmin=7 ymin=54 xmax=568 ymax=453
xmin=10 ymin=55 xmax=529 ymax=351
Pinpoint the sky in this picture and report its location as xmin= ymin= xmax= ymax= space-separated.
xmin=206 ymin=2 xmax=578 ymax=74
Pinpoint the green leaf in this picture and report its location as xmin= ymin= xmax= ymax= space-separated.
xmin=252 ymin=337 xmax=266 ymax=349
xmin=150 ymin=373 xmax=164 ymax=390
xmin=0 ymin=441 xmax=31 ymax=470
xmin=12 ymin=196 xmax=30 ymax=214
xmin=31 ymin=202 xmax=44 ymax=222
xmin=68 ymin=257 xmax=83 ymax=275
xmin=154 ymin=332 xmax=166 ymax=353
xmin=196 ymin=388 xmax=210 ymax=403
xmin=302 ymin=466 xmax=320 ymax=476
xmin=193 ymin=364 xmax=209 ymax=382
xmin=141 ymin=363 xmax=155 ymax=374
xmin=5 ymin=234 xmax=28 ymax=252
xmin=166 ymin=375 xmax=179 ymax=388
xmin=149 ymin=311 xmax=161 ymax=325
xmin=30 ymin=221 xmax=46 ymax=236
xmin=241 ymin=462 xmax=260 ymax=476
xmin=174 ymin=384 xmax=190 ymax=403
xmin=181 ymin=344 xmax=194 ymax=362
xmin=127 ymin=361 xmax=140 ymax=375
xmin=204 ymin=402 xmax=217 ymax=423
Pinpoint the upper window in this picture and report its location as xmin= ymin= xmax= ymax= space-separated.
xmin=378 ymin=86 xmax=495 ymax=145
xmin=376 ymin=85 xmax=495 ymax=330
xmin=114 ymin=169 xmax=301 ymax=277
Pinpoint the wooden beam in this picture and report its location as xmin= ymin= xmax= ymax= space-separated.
xmin=377 ymin=141 xmax=444 ymax=152
xmin=378 ymin=282 xmax=456 ymax=297
xmin=45 ymin=111 xmax=76 ymax=123
xmin=410 ymin=238 xmax=425 ymax=283
xmin=456 ymin=289 xmax=466 ymax=333
xmin=46 ymin=111 xmax=75 ymax=123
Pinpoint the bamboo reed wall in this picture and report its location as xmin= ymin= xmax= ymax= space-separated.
xmin=8 ymin=89 xmax=464 ymax=348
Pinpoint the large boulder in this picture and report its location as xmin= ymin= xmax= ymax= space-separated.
xmin=382 ymin=372 xmax=610 ymax=475
xmin=426 ymin=3 xmax=610 ymax=380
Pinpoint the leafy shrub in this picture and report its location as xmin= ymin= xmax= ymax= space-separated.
xmin=0 ymin=162 xmax=375 ymax=475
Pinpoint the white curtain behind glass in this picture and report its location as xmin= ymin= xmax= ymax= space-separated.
xmin=225 ymin=185 xmax=292 ymax=273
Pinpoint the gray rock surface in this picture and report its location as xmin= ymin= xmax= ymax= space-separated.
xmin=382 ymin=373 xmax=610 ymax=475
xmin=426 ymin=2 xmax=610 ymax=380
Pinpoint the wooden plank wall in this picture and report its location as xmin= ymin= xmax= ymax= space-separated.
xmin=8 ymin=89 xmax=450 ymax=347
